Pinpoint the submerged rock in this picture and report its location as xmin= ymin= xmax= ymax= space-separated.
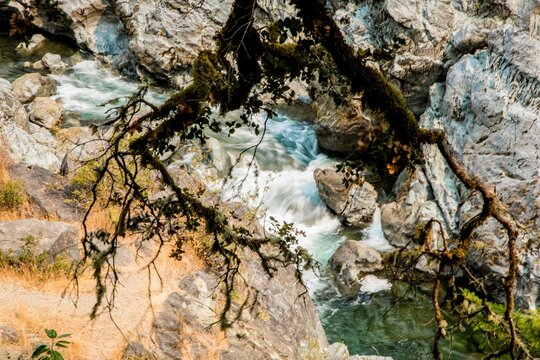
xmin=329 ymin=240 xmax=384 ymax=297
xmin=315 ymin=168 xmax=378 ymax=228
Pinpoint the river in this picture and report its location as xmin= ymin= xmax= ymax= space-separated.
xmin=0 ymin=35 xmax=483 ymax=359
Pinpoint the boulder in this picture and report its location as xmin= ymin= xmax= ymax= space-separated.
xmin=28 ymin=97 xmax=64 ymax=129
xmin=315 ymin=168 xmax=378 ymax=228
xmin=15 ymin=33 xmax=46 ymax=54
xmin=11 ymin=73 xmax=56 ymax=104
xmin=380 ymin=168 xmax=447 ymax=248
xmin=312 ymin=94 xmax=375 ymax=155
xmin=40 ymin=53 xmax=68 ymax=73
xmin=0 ymin=122 xmax=61 ymax=171
xmin=0 ymin=90 xmax=28 ymax=131
xmin=328 ymin=240 xmax=384 ymax=297
xmin=0 ymin=219 xmax=79 ymax=260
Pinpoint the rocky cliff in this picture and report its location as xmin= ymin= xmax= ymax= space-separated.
xmin=320 ymin=0 xmax=540 ymax=308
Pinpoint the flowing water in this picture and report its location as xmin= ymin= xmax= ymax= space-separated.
xmin=0 ymin=34 xmax=484 ymax=359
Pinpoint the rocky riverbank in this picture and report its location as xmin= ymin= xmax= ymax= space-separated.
xmin=1 ymin=0 xmax=540 ymax=358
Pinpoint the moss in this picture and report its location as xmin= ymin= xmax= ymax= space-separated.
xmin=461 ymin=289 xmax=540 ymax=356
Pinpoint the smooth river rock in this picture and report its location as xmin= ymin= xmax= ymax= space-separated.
xmin=315 ymin=168 xmax=378 ymax=228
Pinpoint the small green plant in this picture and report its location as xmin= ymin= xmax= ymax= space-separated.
xmin=0 ymin=180 xmax=26 ymax=210
xmin=31 ymin=329 xmax=71 ymax=360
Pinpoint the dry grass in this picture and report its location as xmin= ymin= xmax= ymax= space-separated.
xmin=0 ymin=148 xmax=43 ymax=221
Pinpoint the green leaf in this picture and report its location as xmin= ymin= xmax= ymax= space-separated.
xmin=31 ymin=344 xmax=48 ymax=358
xmin=50 ymin=350 xmax=63 ymax=360
xmin=57 ymin=334 xmax=71 ymax=339
xmin=45 ymin=329 xmax=57 ymax=339
xmin=55 ymin=340 xmax=71 ymax=348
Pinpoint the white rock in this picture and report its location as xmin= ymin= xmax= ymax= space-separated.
xmin=40 ymin=53 xmax=68 ymax=73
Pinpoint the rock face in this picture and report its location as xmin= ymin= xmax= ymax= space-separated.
xmin=0 ymin=219 xmax=79 ymax=260
xmin=328 ymin=240 xmax=383 ymax=297
xmin=380 ymin=167 xmax=452 ymax=248
xmin=416 ymin=28 xmax=540 ymax=306
xmin=114 ymin=0 xmax=233 ymax=84
xmin=11 ymin=73 xmax=56 ymax=104
xmin=327 ymin=0 xmax=540 ymax=307
xmin=142 ymin=247 xmax=328 ymax=360
xmin=18 ymin=0 xmax=133 ymax=72
xmin=0 ymin=87 xmax=28 ymax=131
xmin=315 ymin=168 xmax=378 ymax=228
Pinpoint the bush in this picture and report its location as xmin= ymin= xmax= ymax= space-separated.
xmin=0 ymin=180 xmax=26 ymax=210
xmin=0 ymin=235 xmax=72 ymax=280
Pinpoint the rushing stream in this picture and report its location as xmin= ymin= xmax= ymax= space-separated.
xmin=0 ymin=35 xmax=484 ymax=359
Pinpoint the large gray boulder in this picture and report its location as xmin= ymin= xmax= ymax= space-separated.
xmin=0 ymin=219 xmax=79 ymax=260
xmin=328 ymin=240 xmax=384 ymax=297
xmin=11 ymin=73 xmax=56 ymax=104
xmin=315 ymin=168 xmax=378 ymax=228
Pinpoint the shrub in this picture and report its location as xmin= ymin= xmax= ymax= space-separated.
xmin=0 ymin=180 xmax=26 ymax=210
xmin=0 ymin=235 xmax=72 ymax=281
